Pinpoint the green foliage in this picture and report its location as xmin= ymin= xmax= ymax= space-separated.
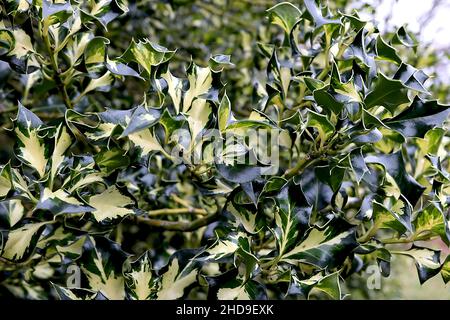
xmin=0 ymin=0 xmax=449 ymax=300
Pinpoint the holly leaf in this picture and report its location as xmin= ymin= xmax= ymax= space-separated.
xmin=266 ymin=2 xmax=302 ymax=34
xmin=88 ymin=186 xmax=134 ymax=222
xmin=289 ymin=271 xmax=342 ymax=300
xmin=364 ymin=73 xmax=410 ymax=114
xmin=395 ymin=246 xmax=442 ymax=284
xmin=120 ymin=39 xmax=175 ymax=76
xmin=375 ymin=35 xmax=401 ymax=65
xmin=303 ymin=0 xmax=340 ymax=28
xmin=124 ymin=251 xmax=157 ymax=300
xmin=385 ymin=97 xmax=450 ymax=138
xmin=365 ymin=152 xmax=425 ymax=206
xmin=13 ymin=103 xmax=48 ymax=179
xmin=281 ymin=227 xmax=357 ymax=269
xmin=413 ymin=205 xmax=449 ymax=245
xmin=273 ymin=184 xmax=312 ymax=257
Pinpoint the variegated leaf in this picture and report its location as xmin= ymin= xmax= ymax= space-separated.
xmin=88 ymin=186 xmax=134 ymax=222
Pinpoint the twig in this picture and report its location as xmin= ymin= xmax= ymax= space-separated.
xmin=380 ymin=237 xmax=414 ymax=244
xmin=171 ymin=194 xmax=194 ymax=209
xmin=357 ymin=223 xmax=380 ymax=243
xmin=137 ymin=211 xmax=218 ymax=232
xmin=283 ymin=155 xmax=320 ymax=179
xmin=147 ymin=207 xmax=207 ymax=217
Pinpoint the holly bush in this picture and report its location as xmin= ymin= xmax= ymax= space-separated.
xmin=0 ymin=0 xmax=449 ymax=300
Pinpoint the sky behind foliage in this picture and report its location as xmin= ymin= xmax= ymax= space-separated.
xmin=360 ymin=0 xmax=449 ymax=81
